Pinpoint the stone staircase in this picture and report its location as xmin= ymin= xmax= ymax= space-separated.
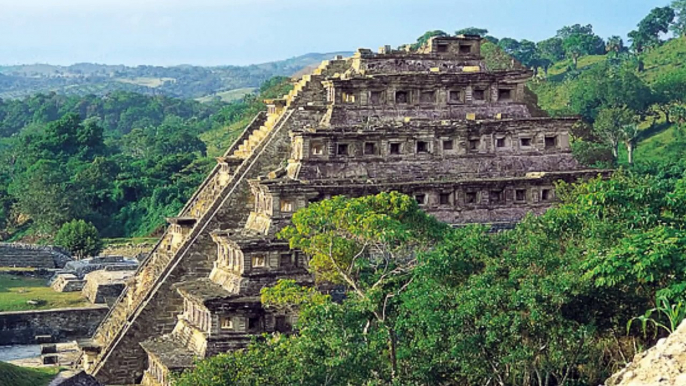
xmin=88 ymin=109 xmax=298 ymax=382
xmin=86 ymin=56 xmax=352 ymax=384
xmin=233 ymin=113 xmax=281 ymax=159
xmin=232 ymin=59 xmax=347 ymax=160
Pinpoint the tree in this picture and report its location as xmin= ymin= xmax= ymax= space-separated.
xmin=54 ymin=219 xmax=103 ymax=259
xmin=496 ymin=38 xmax=540 ymax=71
xmin=278 ymin=192 xmax=448 ymax=381
xmin=537 ymin=37 xmax=565 ymax=62
xmin=568 ymin=63 xmax=654 ymax=123
xmin=630 ymin=6 xmax=676 ymax=53
xmin=9 ymin=160 xmax=81 ymax=231
xmin=556 ymin=24 xmax=605 ymax=67
xmin=410 ymin=30 xmax=449 ymax=51
xmin=593 ymin=106 xmax=635 ymax=162
xmin=606 ymin=35 xmax=626 ymax=57
xmin=673 ymin=0 xmax=686 ymax=37
xmin=455 ymin=27 xmax=489 ymax=37
xmin=652 ymin=68 xmax=686 ymax=122
xmin=621 ymin=123 xmax=640 ymax=165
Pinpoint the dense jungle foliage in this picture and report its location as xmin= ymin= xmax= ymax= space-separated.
xmin=0 ymin=77 xmax=292 ymax=240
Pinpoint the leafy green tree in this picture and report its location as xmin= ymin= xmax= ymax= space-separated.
xmin=410 ymin=30 xmax=449 ymax=51
xmin=455 ymin=27 xmax=489 ymax=37
xmin=279 ymin=192 xmax=448 ymax=380
xmin=556 ymin=24 xmax=605 ymax=67
xmin=9 ymin=160 xmax=80 ymax=231
xmin=568 ymin=63 xmax=654 ymax=123
xmin=673 ymin=0 xmax=686 ymax=37
xmin=652 ymin=68 xmax=686 ymax=122
xmin=606 ymin=36 xmax=626 ymax=57
xmin=630 ymin=7 xmax=675 ymax=54
xmin=593 ymin=106 xmax=635 ymax=161
xmin=54 ymin=219 xmax=103 ymax=259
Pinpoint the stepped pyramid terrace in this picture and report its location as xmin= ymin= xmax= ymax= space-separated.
xmin=78 ymin=35 xmax=605 ymax=385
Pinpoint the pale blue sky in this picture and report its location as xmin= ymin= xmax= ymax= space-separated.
xmin=0 ymin=0 xmax=672 ymax=66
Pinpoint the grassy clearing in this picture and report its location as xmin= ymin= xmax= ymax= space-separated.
xmin=0 ymin=362 xmax=59 ymax=386
xmin=115 ymin=77 xmax=175 ymax=88
xmin=0 ymin=274 xmax=90 ymax=312
xmin=199 ymin=116 xmax=252 ymax=157
xmin=196 ymin=88 xmax=256 ymax=103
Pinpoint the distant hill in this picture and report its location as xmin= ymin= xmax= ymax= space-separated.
xmin=0 ymin=51 xmax=353 ymax=101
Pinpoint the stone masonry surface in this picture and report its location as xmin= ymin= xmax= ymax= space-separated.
xmin=0 ymin=243 xmax=72 ymax=268
xmin=0 ymin=306 xmax=108 ymax=345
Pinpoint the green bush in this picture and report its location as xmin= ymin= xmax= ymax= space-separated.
xmin=54 ymin=219 xmax=103 ymax=259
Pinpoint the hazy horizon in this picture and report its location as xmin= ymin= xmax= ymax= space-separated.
xmin=0 ymin=0 xmax=671 ymax=67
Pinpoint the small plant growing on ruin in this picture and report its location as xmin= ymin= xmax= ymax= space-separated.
xmin=627 ymin=296 xmax=686 ymax=338
xmin=54 ymin=219 xmax=103 ymax=259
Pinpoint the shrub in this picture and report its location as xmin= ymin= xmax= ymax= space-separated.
xmin=54 ymin=219 xmax=103 ymax=259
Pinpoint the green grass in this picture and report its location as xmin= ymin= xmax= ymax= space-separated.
xmin=199 ymin=116 xmax=253 ymax=157
xmin=0 ymin=362 xmax=59 ymax=386
xmin=196 ymin=88 xmax=256 ymax=103
xmin=0 ymin=274 xmax=90 ymax=312
xmin=546 ymin=55 xmax=606 ymax=78
xmin=116 ymin=77 xmax=175 ymax=88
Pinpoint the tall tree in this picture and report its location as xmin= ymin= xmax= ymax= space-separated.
xmin=593 ymin=106 xmax=635 ymax=161
xmin=621 ymin=123 xmax=640 ymax=165
xmin=537 ymin=37 xmax=565 ymax=62
xmin=455 ymin=27 xmax=489 ymax=37
xmin=411 ymin=30 xmax=449 ymax=51
xmin=673 ymin=0 xmax=686 ymax=37
xmin=278 ymin=192 xmax=448 ymax=381
xmin=556 ymin=24 xmax=605 ymax=67
xmin=606 ymin=35 xmax=626 ymax=57
xmin=630 ymin=6 xmax=676 ymax=53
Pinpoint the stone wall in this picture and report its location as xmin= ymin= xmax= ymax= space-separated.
xmin=0 ymin=306 xmax=108 ymax=345
xmin=0 ymin=243 xmax=72 ymax=268
xmin=82 ymin=270 xmax=134 ymax=304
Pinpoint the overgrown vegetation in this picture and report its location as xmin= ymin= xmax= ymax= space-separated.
xmin=0 ymin=77 xmax=293 ymax=241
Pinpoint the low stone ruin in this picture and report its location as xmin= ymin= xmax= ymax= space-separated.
xmin=49 ymin=256 xmax=138 ymax=299
xmin=51 ymin=274 xmax=86 ymax=292
xmin=0 ymin=243 xmax=72 ymax=269
xmin=81 ymin=268 xmax=136 ymax=304
xmin=48 ymin=371 xmax=103 ymax=386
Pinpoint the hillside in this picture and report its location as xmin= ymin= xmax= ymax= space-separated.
xmin=0 ymin=51 xmax=352 ymax=101
xmin=528 ymin=37 xmax=686 ymax=164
